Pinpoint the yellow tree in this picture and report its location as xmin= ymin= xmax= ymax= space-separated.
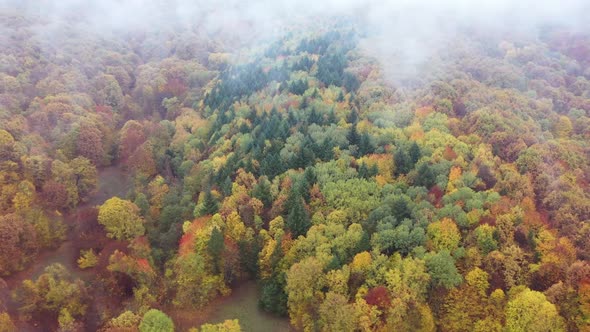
xmin=427 ymin=218 xmax=461 ymax=252
xmin=286 ymin=257 xmax=326 ymax=331
xmin=505 ymin=287 xmax=565 ymax=332
xmin=98 ymin=197 xmax=145 ymax=240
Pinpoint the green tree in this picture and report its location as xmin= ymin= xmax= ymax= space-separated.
xmin=208 ymin=227 xmax=225 ymax=273
xmin=394 ymin=148 xmax=412 ymax=176
xmin=287 ymin=197 xmax=311 ymax=238
xmin=202 ymin=189 xmax=219 ymax=215
xmin=414 ymin=163 xmax=436 ymax=188
xmin=14 ymin=264 xmax=88 ymax=321
xmin=139 ymin=309 xmax=174 ymax=332
xmin=98 ymin=197 xmax=145 ymax=240
xmin=425 ymin=250 xmax=462 ymax=289
xmin=409 ymin=141 xmax=421 ymax=164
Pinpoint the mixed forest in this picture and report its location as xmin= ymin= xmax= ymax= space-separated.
xmin=1 ymin=5 xmax=590 ymax=332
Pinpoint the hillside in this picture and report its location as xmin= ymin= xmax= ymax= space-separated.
xmin=1 ymin=2 xmax=590 ymax=331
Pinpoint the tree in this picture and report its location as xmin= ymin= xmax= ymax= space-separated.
xmin=427 ymin=218 xmax=461 ymax=252
xmin=286 ymin=196 xmax=311 ymax=238
xmin=474 ymin=224 xmax=498 ymax=254
xmin=172 ymin=253 xmax=226 ymax=308
xmin=208 ymin=227 xmax=225 ymax=273
xmin=139 ymin=309 xmax=174 ymax=332
xmin=0 ymin=130 xmax=15 ymax=161
xmin=414 ymin=163 xmax=436 ymax=188
xmin=553 ymin=116 xmax=572 ymax=139
xmin=347 ymin=123 xmax=360 ymax=147
xmin=69 ymin=157 xmax=98 ymax=200
xmin=77 ymin=249 xmax=98 ymax=269
xmin=505 ymin=288 xmax=565 ymax=332
xmin=14 ymin=264 xmax=88 ymax=321
xmin=425 ymin=250 xmax=462 ymax=289
xmin=319 ymin=292 xmax=357 ymax=332
xmin=202 ymin=189 xmax=219 ymax=215
xmin=0 ymin=214 xmax=37 ymax=276
xmin=76 ymin=123 xmax=105 ymax=165
xmin=409 ymin=141 xmax=421 ymax=164
xmin=394 ymin=148 xmax=412 ymax=176
xmin=98 ymin=197 xmax=145 ymax=240
xmin=252 ymin=177 xmax=272 ymax=208
xmin=40 ymin=180 xmax=69 ymax=211
xmin=106 ymin=311 xmax=141 ymax=330
xmin=0 ymin=312 xmax=16 ymax=332
xmin=286 ymin=257 xmax=326 ymax=331
xmin=197 ymin=319 xmax=241 ymax=332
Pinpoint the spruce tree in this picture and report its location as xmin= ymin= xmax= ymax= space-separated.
xmin=286 ymin=196 xmax=310 ymax=237
xmin=202 ymin=188 xmax=219 ymax=215
xmin=393 ymin=148 xmax=412 ymax=176
xmin=208 ymin=227 xmax=224 ymax=273
xmin=409 ymin=141 xmax=421 ymax=164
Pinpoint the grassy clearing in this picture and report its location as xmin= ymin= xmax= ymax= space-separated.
xmin=170 ymin=281 xmax=292 ymax=332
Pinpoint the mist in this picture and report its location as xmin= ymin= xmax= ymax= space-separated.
xmin=2 ymin=0 xmax=589 ymax=83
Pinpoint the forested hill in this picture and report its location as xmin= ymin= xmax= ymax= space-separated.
xmin=1 ymin=6 xmax=590 ymax=332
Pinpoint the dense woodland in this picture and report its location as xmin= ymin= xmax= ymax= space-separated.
xmin=1 ymin=6 xmax=590 ymax=332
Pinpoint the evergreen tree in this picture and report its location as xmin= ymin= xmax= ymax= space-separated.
xmin=415 ymin=163 xmax=436 ymax=188
xmin=311 ymin=88 xmax=320 ymax=99
xmin=346 ymin=109 xmax=358 ymax=124
xmin=208 ymin=227 xmax=224 ymax=273
xmin=253 ymin=177 xmax=273 ymax=208
xmin=393 ymin=148 xmax=412 ymax=176
xmin=347 ymin=123 xmax=360 ymax=147
xmin=409 ymin=141 xmax=421 ymax=164
xmin=337 ymin=90 xmax=345 ymax=102
xmin=358 ymin=162 xmax=369 ymax=179
xmin=356 ymin=230 xmax=371 ymax=253
xmin=369 ymin=163 xmax=379 ymax=177
xmin=202 ymin=188 xmax=219 ymax=215
xmin=309 ymin=107 xmax=322 ymax=125
xmin=327 ymin=108 xmax=337 ymax=124
xmin=304 ymin=166 xmax=317 ymax=186
xmin=391 ymin=196 xmax=412 ymax=222
xmin=286 ymin=196 xmax=311 ymax=237
xmin=359 ymin=131 xmax=374 ymax=156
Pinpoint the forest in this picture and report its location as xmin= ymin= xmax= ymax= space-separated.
xmin=1 ymin=1 xmax=590 ymax=331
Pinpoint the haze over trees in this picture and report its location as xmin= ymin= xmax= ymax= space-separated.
xmin=1 ymin=0 xmax=590 ymax=331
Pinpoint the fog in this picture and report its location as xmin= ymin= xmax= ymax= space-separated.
xmin=2 ymin=0 xmax=589 ymax=83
